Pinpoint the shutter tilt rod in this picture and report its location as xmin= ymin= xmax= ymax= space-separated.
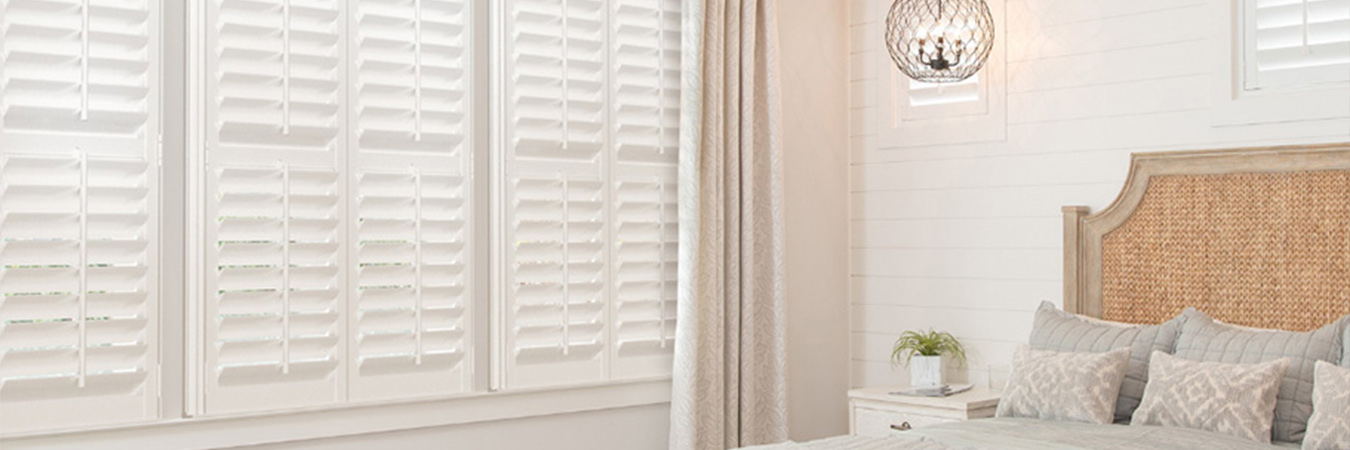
xmin=282 ymin=0 xmax=292 ymax=135
xmin=657 ymin=178 xmax=666 ymax=348
xmin=414 ymin=0 xmax=424 ymax=142
xmin=77 ymin=150 xmax=89 ymax=387
xmin=656 ymin=1 xmax=665 ymax=155
xmin=560 ymin=0 xmax=570 ymax=150
xmin=281 ymin=162 xmax=292 ymax=374
xmin=413 ymin=166 xmax=425 ymax=365
xmin=561 ymin=172 xmax=570 ymax=356
xmin=80 ymin=0 xmax=90 ymax=121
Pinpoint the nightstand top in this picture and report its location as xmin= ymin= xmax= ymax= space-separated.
xmin=848 ymin=386 xmax=1001 ymax=411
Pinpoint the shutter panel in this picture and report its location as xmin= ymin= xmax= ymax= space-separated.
xmin=203 ymin=0 xmax=348 ymax=414
xmin=906 ymin=75 xmax=980 ymax=107
xmin=348 ymin=0 xmax=474 ymax=401
xmin=1248 ymin=0 xmax=1350 ymax=89
xmin=608 ymin=0 xmax=679 ymax=380
xmin=0 ymin=0 xmax=160 ymax=433
xmin=503 ymin=0 xmax=611 ymax=389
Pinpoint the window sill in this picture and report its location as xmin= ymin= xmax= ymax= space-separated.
xmin=1 ymin=378 xmax=672 ymax=450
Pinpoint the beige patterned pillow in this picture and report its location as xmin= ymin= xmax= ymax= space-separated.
xmin=995 ymin=345 xmax=1130 ymax=424
xmin=1131 ymin=351 xmax=1290 ymax=443
xmin=1304 ymin=361 xmax=1350 ymax=450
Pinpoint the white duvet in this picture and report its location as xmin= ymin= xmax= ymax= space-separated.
xmin=741 ymin=418 xmax=1300 ymax=450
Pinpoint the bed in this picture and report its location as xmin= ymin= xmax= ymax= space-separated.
xmin=750 ymin=143 xmax=1350 ymax=450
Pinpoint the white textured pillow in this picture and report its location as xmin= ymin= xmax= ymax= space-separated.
xmin=995 ymin=345 xmax=1130 ymax=424
xmin=1304 ymin=361 xmax=1350 ymax=450
xmin=1131 ymin=351 xmax=1290 ymax=443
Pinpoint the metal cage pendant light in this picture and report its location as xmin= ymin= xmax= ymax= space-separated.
xmin=885 ymin=0 xmax=995 ymax=83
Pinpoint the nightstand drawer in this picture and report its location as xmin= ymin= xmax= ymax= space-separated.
xmin=852 ymin=406 xmax=959 ymax=437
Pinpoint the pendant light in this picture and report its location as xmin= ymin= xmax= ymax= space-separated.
xmin=885 ymin=0 xmax=995 ymax=83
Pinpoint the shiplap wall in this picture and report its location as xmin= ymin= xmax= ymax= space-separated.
xmin=848 ymin=0 xmax=1350 ymax=388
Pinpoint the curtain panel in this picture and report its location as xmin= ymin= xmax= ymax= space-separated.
xmin=670 ymin=0 xmax=789 ymax=449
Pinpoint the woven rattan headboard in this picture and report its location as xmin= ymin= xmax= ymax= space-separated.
xmin=1063 ymin=143 xmax=1350 ymax=331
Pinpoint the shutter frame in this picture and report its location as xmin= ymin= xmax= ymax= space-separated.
xmin=1245 ymin=0 xmax=1350 ymax=90
xmin=1 ymin=0 xmax=162 ymax=433
xmin=202 ymin=0 xmax=350 ymax=415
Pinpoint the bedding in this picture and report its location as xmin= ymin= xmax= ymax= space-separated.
xmin=1173 ymin=309 xmax=1349 ymax=443
xmin=740 ymin=418 xmax=1299 ymax=450
xmin=1027 ymin=301 xmax=1183 ymax=422
xmin=1129 ymin=351 xmax=1289 ymax=443
xmin=1303 ymin=361 xmax=1350 ymax=450
xmin=995 ymin=346 xmax=1129 ymax=424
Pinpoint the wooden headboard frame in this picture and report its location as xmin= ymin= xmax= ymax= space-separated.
xmin=1062 ymin=142 xmax=1350 ymax=328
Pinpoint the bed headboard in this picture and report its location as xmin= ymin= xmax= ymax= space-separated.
xmin=1062 ymin=143 xmax=1350 ymax=331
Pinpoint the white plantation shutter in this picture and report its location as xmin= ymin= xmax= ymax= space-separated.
xmin=906 ymin=76 xmax=980 ymax=107
xmin=348 ymin=0 xmax=475 ymax=401
xmin=898 ymin=74 xmax=987 ymax=121
xmin=0 ymin=0 xmax=160 ymax=433
xmin=503 ymin=0 xmax=611 ymax=389
xmin=203 ymin=0 xmax=348 ymax=414
xmin=502 ymin=0 xmax=679 ymax=389
xmin=608 ymin=0 xmax=679 ymax=380
xmin=1246 ymin=0 xmax=1350 ymax=89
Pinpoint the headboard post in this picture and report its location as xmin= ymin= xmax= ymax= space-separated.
xmin=1061 ymin=206 xmax=1090 ymax=315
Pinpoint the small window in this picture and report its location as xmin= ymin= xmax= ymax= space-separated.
xmin=1243 ymin=0 xmax=1350 ymax=91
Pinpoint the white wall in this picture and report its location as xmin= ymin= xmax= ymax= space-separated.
xmin=847 ymin=0 xmax=1350 ymax=388
xmin=780 ymin=0 xmax=852 ymax=442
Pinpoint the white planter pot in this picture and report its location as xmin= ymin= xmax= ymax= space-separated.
xmin=909 ymin=355 xmax=944 ymax=387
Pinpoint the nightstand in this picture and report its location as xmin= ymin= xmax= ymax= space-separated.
xmin=847 ymin=386 xmax=1001 ymax=437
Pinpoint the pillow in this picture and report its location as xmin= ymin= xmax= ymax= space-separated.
xmin=1304 ymin=361 xmax=1350 ymax=450
xmin=995 ymin=345 xmax=1130 ymax=425
xmin=1027 ymin=301 xmax=1184 ymax=423
xmin=1173 ymin=309 xmax=1348 ymax=443
xmin=1131 ymin=351 xmax=1290 ymax=444
xmin=1343 ymin=324 xmax=1349 ymax=368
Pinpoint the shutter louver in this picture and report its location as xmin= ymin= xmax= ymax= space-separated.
xmin=204 ymin=0 xmax=348 ymax=414
xmin=347 ymin=0 xmax=475 ymax=402
xmin=608 ymin=0 xmax=678 ymax=380
xmin=0 ymin=0 xmax=160 ymax=433
xmin=1248 ymin=0 xmax=1350 ymax=89
xmin=906 ymin=75 xmax=981 ymax=107
xmin=503 ymin=0 xmax=611 ymax=389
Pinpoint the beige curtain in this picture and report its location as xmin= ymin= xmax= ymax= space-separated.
xmin=669 ymin=0 xmax=788 ymax=449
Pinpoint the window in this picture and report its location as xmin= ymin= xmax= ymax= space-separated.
xmin=182 ymin=0 xmax=679 ymax=420
xmin=0 ymin=0 xmax=679 ymax=436
xmin=197 ymin=0 xmax=478 ymax=415
xmin=499 ymin=0 xmax=681 ymax=389
xmin=1243 ymin=0 xmax=1350 ymax=91
xmin=0 ymin=0 xmax=162 ymax=434
xmin=1211 ymin=0 xmax=1349 ymax=125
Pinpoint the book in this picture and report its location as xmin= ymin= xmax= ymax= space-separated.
xmin=888 ymin=383 xmax=973 ymax=398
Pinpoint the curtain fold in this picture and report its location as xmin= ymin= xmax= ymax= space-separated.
xmin=670 ymin=0 xmax=788 ymax=449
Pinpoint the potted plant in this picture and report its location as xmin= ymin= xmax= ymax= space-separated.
xmin=891 ymin=330 xmax=967 ymax=387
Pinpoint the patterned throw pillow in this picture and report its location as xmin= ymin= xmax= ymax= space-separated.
xmin=1173 ymin=309 xmax=1349 ymax=443
xmin=995 ymin=345 xmax=1130 ymax=425
xmin=1304 ymin=361 xmax=1350 ymax=450
xmin=1131 ymin=351 xmax=1290 ymax=443
xmin=1028 ymin=301 xmax=1184 ymax=423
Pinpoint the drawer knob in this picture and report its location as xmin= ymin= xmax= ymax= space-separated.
xmin=890 ymin=421 xmax=912 ymax=431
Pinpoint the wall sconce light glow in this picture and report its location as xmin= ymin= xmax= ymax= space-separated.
xmin=885 ymin=0 xmax=995 ymax=83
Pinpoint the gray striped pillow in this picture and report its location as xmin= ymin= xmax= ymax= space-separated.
xmin=1027 ymin=301 xmax=1184 ymax=423
xmin=1173 ymin=309 xmax=1349 ymax=444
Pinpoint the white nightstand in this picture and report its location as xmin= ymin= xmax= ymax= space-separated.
xmin=847 ymin=386 xmax=1001 ymax=437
